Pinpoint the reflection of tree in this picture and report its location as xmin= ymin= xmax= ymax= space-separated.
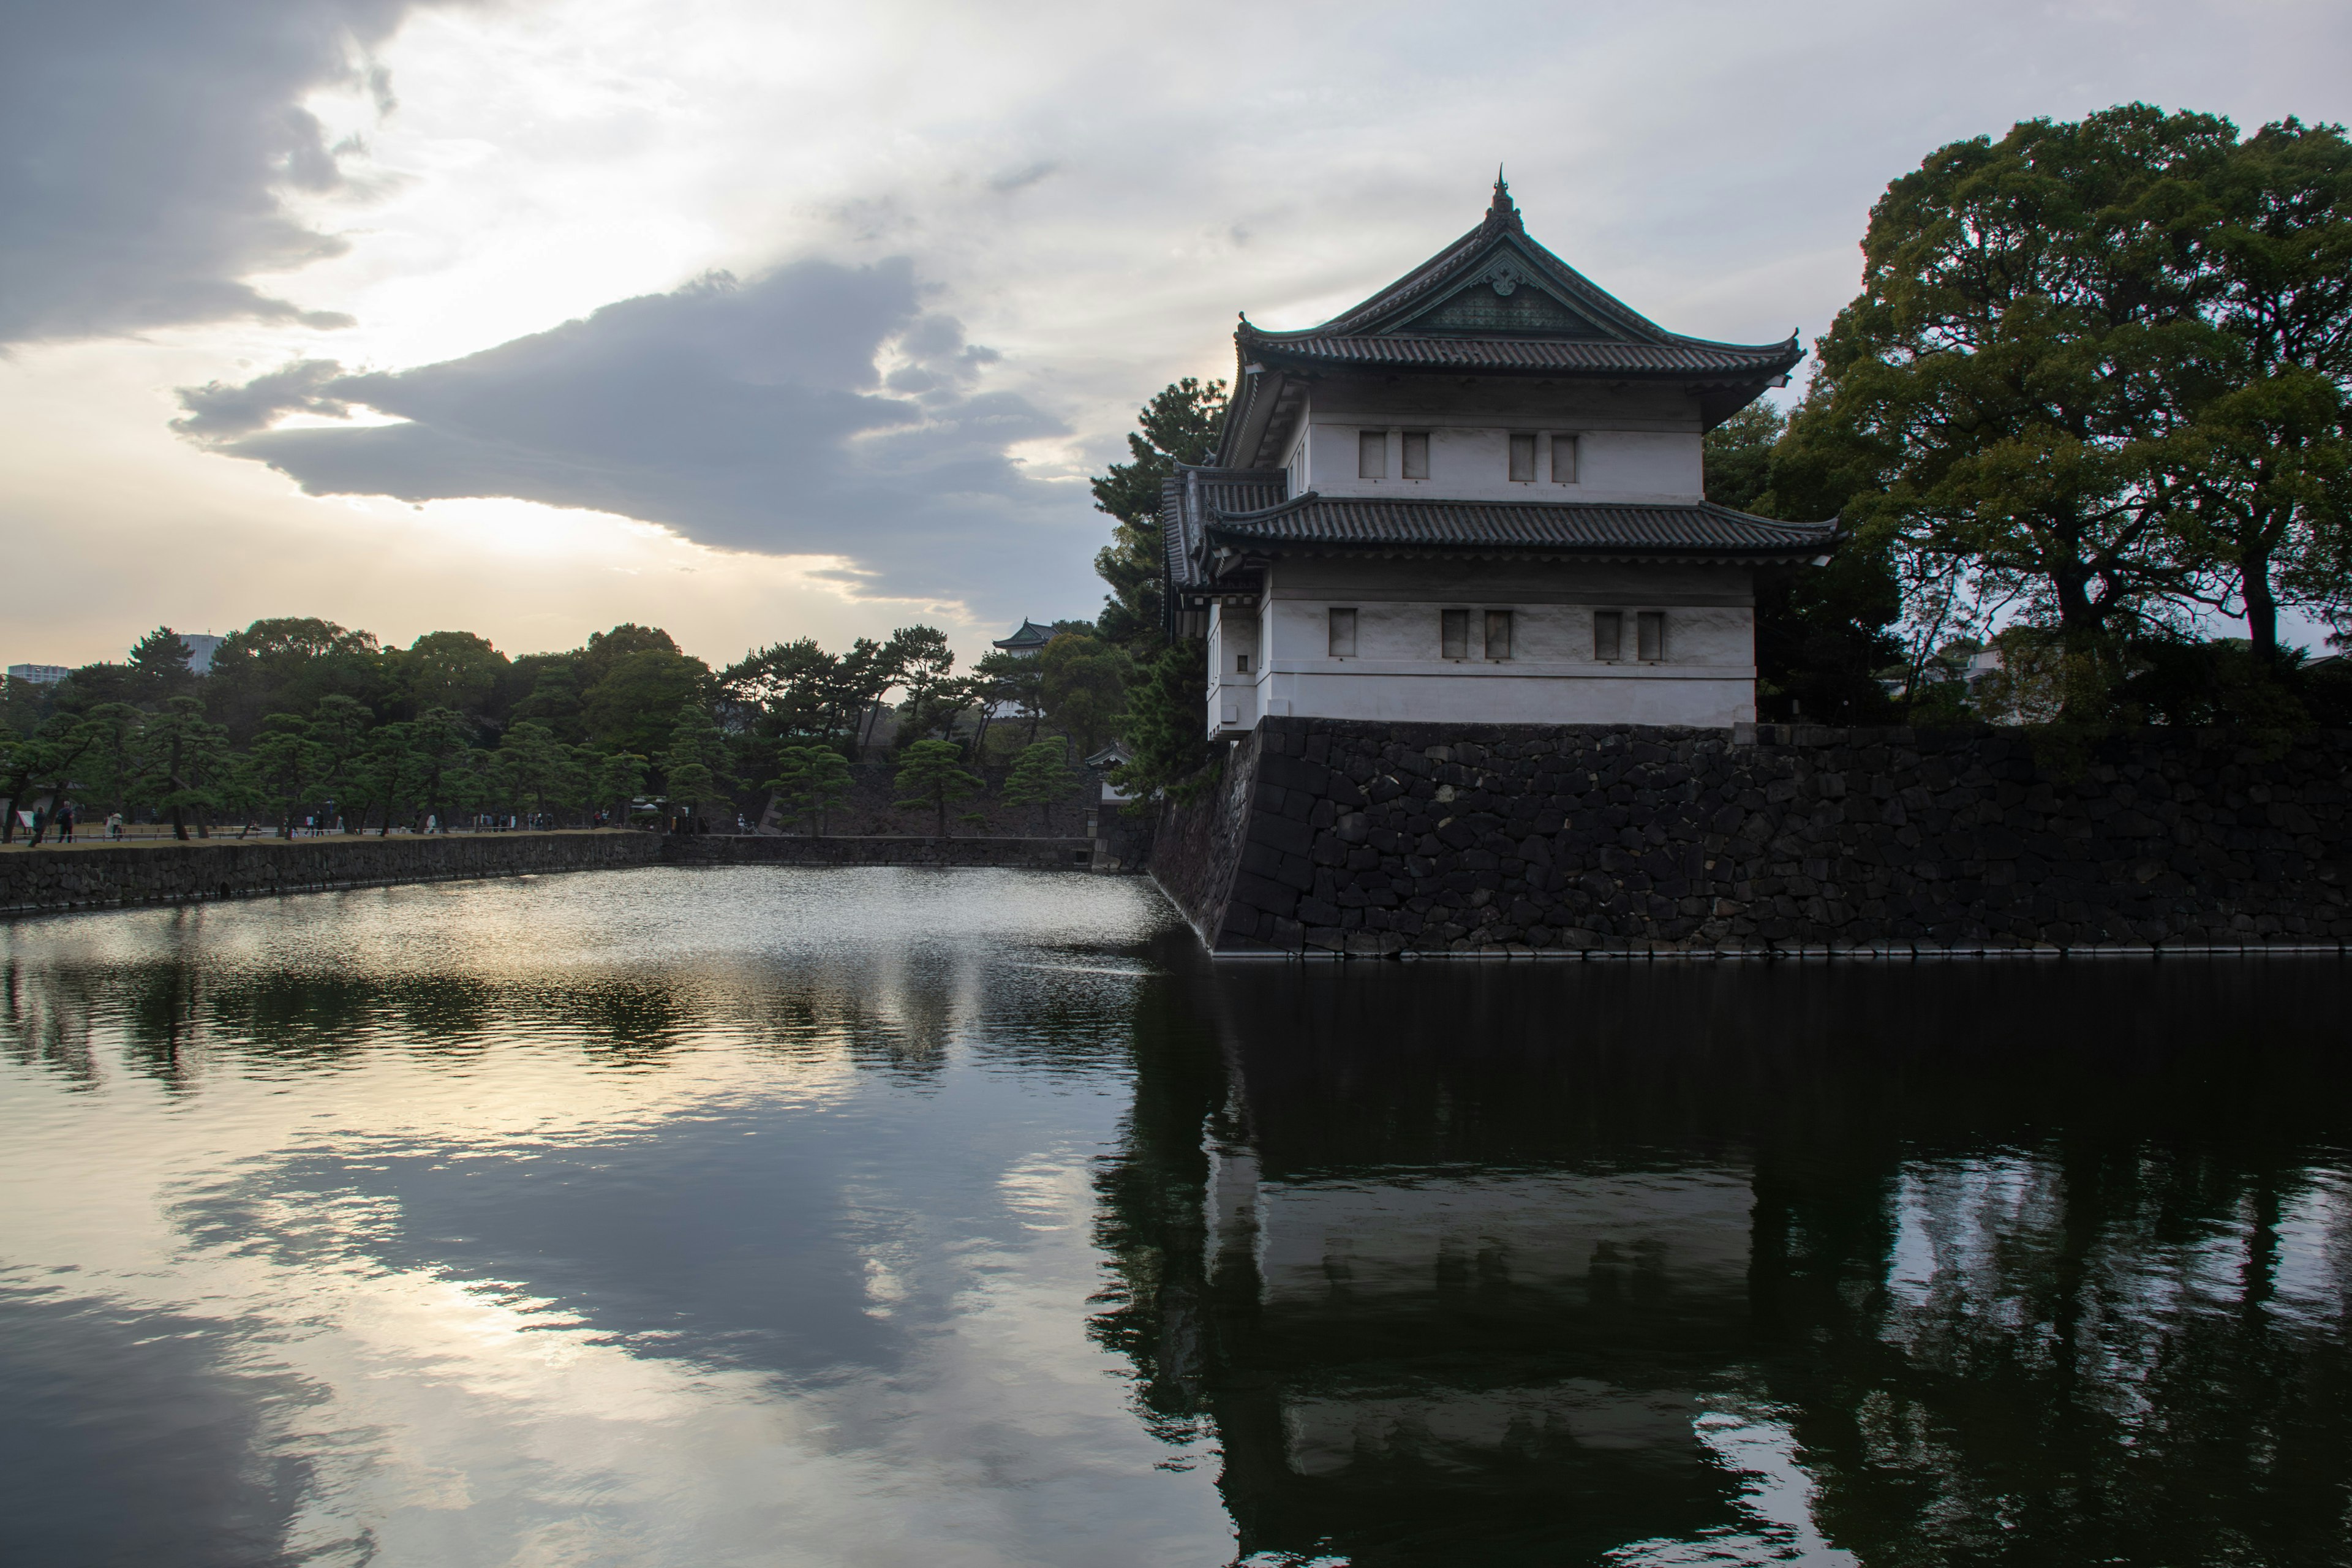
xmin=1094 ymin=959 xmax=2352 ymax=1567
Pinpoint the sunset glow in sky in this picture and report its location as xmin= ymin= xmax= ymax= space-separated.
xmin=6 ymin=0 xmax=2348 ymax=669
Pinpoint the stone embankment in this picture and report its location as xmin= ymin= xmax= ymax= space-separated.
xmin=1152 ymin=717 xmax=2352 ymax=956
xmin=0 ymin=831 xmax=662 ymax=916
xmin=664 ymin=835 xmax=1095 ymax=869
xmin=1 ymin=832 xmax=1102 ymax=916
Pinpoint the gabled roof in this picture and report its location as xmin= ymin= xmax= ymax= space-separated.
xmin=991 ymin=619 xmax=1058 ymax=651
xmin=1217 ymin=178 xmax=1803 ymax=466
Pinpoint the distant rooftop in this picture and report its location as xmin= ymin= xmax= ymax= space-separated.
xmin=991 ymin=620 xmax=1057 ymax=653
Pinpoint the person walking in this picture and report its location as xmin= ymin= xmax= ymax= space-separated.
xmin=55 ymin=804 xmax=75 ymax=843
xmin=107 ymin=812 xmax=124 ymax=840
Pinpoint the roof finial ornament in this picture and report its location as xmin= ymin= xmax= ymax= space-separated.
xmin=1488 ymin=164 xmax=1520 ymax=228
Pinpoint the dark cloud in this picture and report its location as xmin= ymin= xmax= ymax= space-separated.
xmin=179 ymin=260 xmax=1088 ymax=605
xmin=0 ymin=0 xmax=443 ymax=344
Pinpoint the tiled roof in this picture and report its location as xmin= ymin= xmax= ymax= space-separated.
xmin=1240 ymin=333 xmax=1798 ymax=377
xmin=1202 ymin=494 xmax=1836 ymax=559
xmin=1215 ymin=181 xmax=1801 ymax=466
xmin=991 ymin=619 xmax=1057 ymax=650
xmin=1161 ymin=466 xmax=1288 ymax=630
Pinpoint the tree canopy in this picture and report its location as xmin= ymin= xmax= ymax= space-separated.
xmin=1777 ymin=104 xmax=2352 ymax=716
xmin=1091 ymin=377 xmax=1226 ymax=652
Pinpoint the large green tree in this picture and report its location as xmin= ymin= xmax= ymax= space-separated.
xmin=1781 ymin=107 xmax=2234 ymax=649
xmin=2165 ymin=118 xmax=2352 ymax=657
xmin=399 ymin=631 xmax=509 ymax=719
xmin=1782 ymin=105 xmax=2352 ymax=695
xmin=1092 ymin=377 xmax=1226 ymax=651
xmin=584 ymin=647 xmax=709 ymax=755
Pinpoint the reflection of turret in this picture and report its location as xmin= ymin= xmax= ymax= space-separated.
xmin=1095 ymin=957 xmax=2352 ymax=1567
xmin=1101 ymin=963 xmax=1779 ymax=1564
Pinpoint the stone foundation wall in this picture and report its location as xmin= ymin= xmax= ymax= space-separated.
xmin=1151 ymin=717 xmax=2352 ymax=956
xmin=0 ymin=831 xmax=662 ymax=917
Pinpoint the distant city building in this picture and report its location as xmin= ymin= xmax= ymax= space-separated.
xmin=7 ymin=664 xmax=68 ymax=685
xmin=991 ymin=620 xmax=1057 ymax=656
xmin=1164 ymin=178 xmax=1834 ymax=736
xmin=181 ymin=633 xmax=224 ymax=674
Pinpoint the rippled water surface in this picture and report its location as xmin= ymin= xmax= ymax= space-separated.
xmin=3 ymin=867 xmax=2348 ymax=1567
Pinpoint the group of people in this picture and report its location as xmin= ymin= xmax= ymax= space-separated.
xmin=11 ymin=804 xmax=94 ymax=844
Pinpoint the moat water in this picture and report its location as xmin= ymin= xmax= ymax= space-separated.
xmin=2 ymin=868 xmax=2347 ymax=1567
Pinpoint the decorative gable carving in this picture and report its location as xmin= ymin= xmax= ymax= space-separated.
xmin=1396 ymin=273 xmax=1608 ymax=338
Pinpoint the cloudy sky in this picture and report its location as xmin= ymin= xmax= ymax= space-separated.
xmin=5 ymin=0 xmax=2348 ymax=671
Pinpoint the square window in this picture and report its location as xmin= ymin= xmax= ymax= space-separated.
xmin=1508 ymin=432 xmax=1538 ymax=482
xmin=1638 ymin=611 xmax=1665 ymax=661
xmin=1441 ymin=608 xmax=1469 ymax=659
xmin=1358 ymin=431 xmax=1387 ymax=480
xmin=1401 ymin=431 xmax=1430 ymax=480
xmin=1594 ymin=610 xmax=1623 ymax=662
xmin=1484 ymin=609 xmax=1513 ymax=660
xmin=1235 ymin=652 xmax=1251 ymax=674
xmin=1551 ymin=434 xmax=1578 ymax=484
xmin=1328 ymin=608 xmax=1357 ymax=658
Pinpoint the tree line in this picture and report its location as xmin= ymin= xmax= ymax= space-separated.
xmin=1 ymin=616 xmax=1133 ymax=842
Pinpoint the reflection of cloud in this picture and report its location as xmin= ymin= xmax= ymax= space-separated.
xmin=0 ymin=870 xmax=1216 ymax=1566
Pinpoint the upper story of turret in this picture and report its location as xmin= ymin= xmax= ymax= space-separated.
xmin=1214 ymin=178 xmax=1803 ymax=509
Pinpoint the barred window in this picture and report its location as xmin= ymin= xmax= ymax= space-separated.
xmin=1358 ymin=431 xmax=1386 ymax=479
xmin=1508 ymin=432 xmax=1539 ymax=482
xmin=1594 ymin=610 xmax=1623 ymax=662
xmin=1401 ymin=431 xmax=1430 ymax=480
xmin=1484 ymin=609 xmax=1513 ymax=661
xmin=1638 ymin=611 xmax=1666 ymax=661
xmin=1328 ymin=608 xmax=1358 ymax=658
xmin=1441 ymin=608 xmax=1469 ymax=659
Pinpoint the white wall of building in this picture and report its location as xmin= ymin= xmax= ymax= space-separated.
xmin=1211 ymin=558 xmax=1759 ymax=732
xmin=1282 ymin=380 xmax=1706 ymax=506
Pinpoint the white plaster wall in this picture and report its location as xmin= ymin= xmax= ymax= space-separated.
xmin=1292 ymin=381 xmax=1706 ymax=505
xmin=1206 ymin=605 xmax=1263 ymax=734
xmin=1243 ymin=558 xmax=1760 ymax=729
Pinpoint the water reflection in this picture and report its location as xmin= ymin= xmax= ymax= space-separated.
xmin=1 ymin=869 xmax=1224 ymax=1568
xmin=2 ymin=871 xmax=2348 ymax=1566
xmin=1095 ymin=960 xmax=2352 ymax=1566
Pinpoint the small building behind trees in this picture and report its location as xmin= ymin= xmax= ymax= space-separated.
xmin=1163 ymin=179 xmax=1836 ymax=736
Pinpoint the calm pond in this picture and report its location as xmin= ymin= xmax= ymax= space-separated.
xmin=2 ymin=867 xmax=2348 ymax=1567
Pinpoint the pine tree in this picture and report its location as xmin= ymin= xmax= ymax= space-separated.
xmin=660 ymin=700 xmax=734 ymax=829
xmin=764 ymin=744 xmax=854 ymax=836
xmin=1091 ymin=379 xmax=1226 ymax=652
xmin=1112 ymin=639 xmax=1217 ymax=801
xmin=1000 ymin=740 xmax=1079 ymax=832
xmin=892 ymin=739 xmax=983 ymax=837
xmin=134 ymin=696 xmax=232 ymax=839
